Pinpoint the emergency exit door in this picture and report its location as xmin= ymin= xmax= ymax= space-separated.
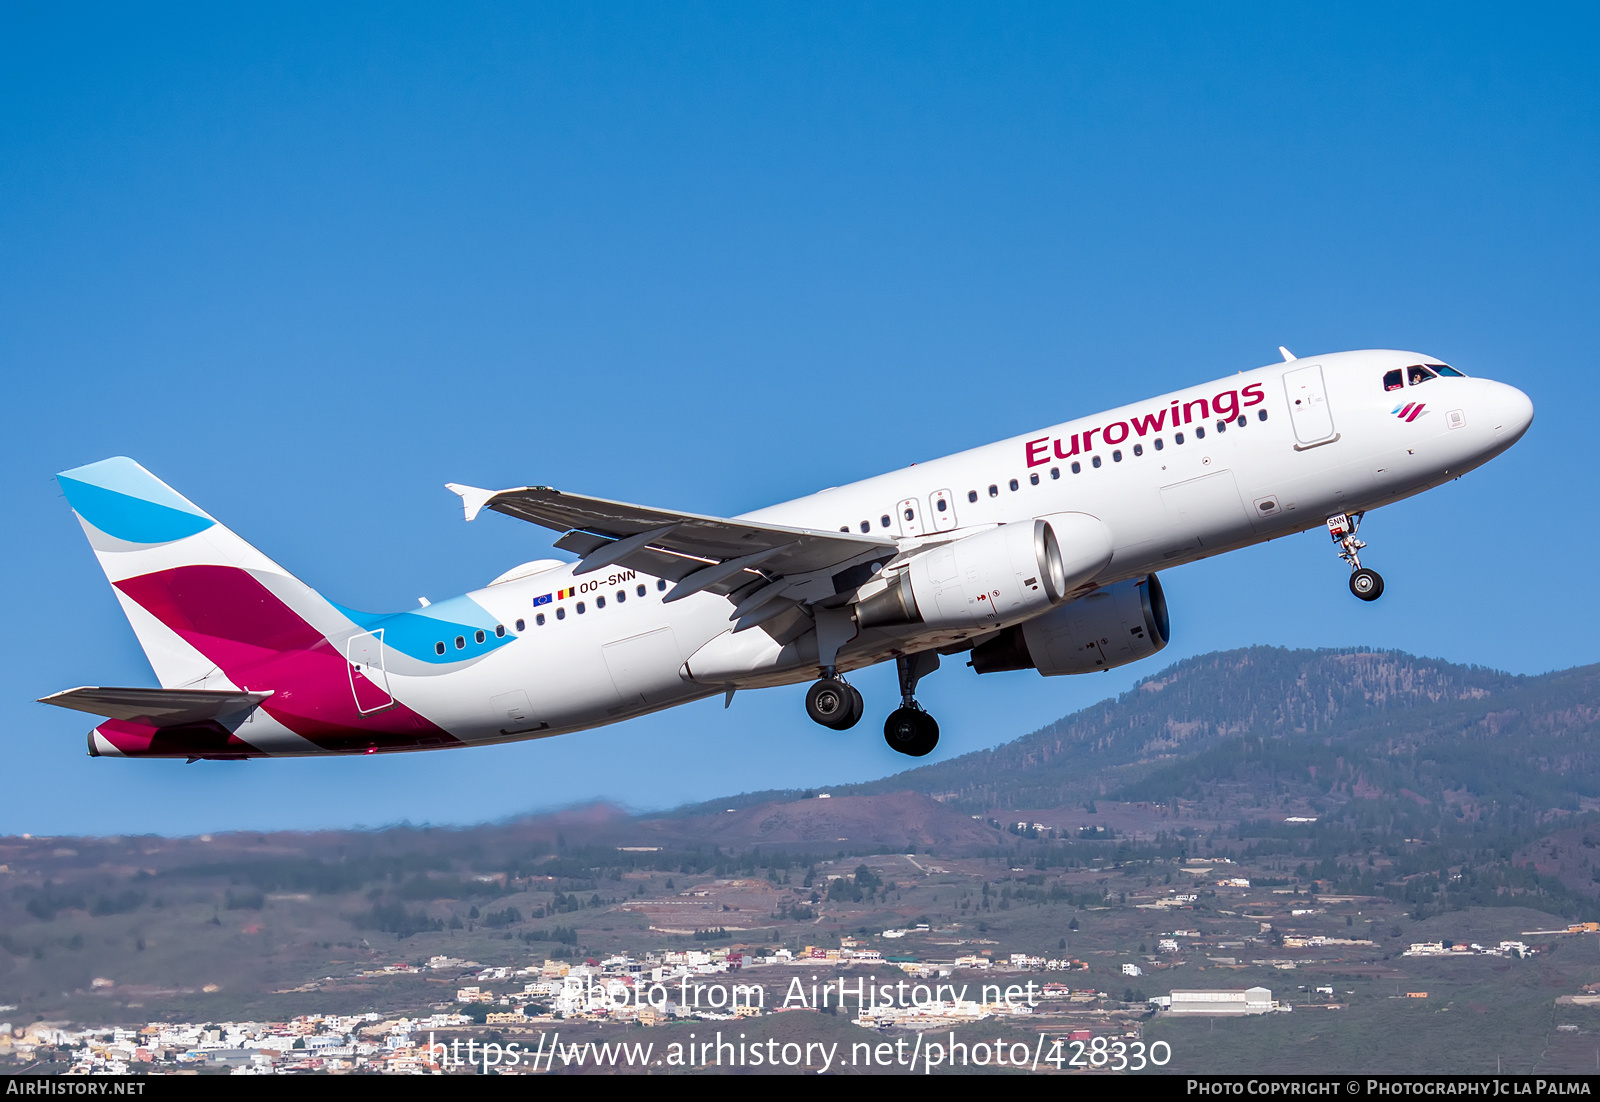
xmin=1283 ymin=364 xmax=1338 ymax=447
xmin=346 ymin=630 xmax=394 ymax=715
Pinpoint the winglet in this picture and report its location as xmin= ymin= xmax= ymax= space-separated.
xmin=1279 ymin=346 xmax=1297 ymax=362
xmin=445 ymin=483 xmax=498 ymax=522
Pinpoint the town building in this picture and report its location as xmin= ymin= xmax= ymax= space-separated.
xmin=1162 ymin=987 xmax=1275 ymax=1015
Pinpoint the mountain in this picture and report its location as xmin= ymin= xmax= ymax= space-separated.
xmin=687 ymin=647 xmax=1600 ymax=821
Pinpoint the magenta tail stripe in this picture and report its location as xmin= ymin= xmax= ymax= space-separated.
xmin=112 ymin=564 xmax=460 ymax=753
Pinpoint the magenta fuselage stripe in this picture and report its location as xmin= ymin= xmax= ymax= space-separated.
xmin=95 ymin=717 xmax=257 ymax=758
xmin=112 ymin=565 xmax=461 ymax=755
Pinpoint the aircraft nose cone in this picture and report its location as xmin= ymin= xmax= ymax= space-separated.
xmin=1482 ymin=379 xmax=1534 ymax=442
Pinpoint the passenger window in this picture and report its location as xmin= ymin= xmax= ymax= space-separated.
xmin=637 ymin=584 xmax=647 ymax=597
xmin=967 ymin=490 xmax=978 ymax=503
xmin=556 ymin=608 xmax=565 ymax=621
xmin=536 ymin=613 xmax=546 ymax=626
xmin=495 ymin=625 xmax=506 ymax=638
xmin=616 ymin=590 xmax=625 ymax=603
xmin=577 ymin=601 xmax=586 ymax=614
xmin=937 ymin=498 xmax=949 ymax=511
xmin=903 ymin=508 xmax=914 ymax=521
xmin=839 ymin=526 xmax=849 ymax=532
xmin=1408 ymin=364 xmax=1438 ymax=385
xmin=596 ymin=596 xmax=605 ymax=609
xmin=1237 ymin=415 xmax=1246 ymax=427
xmin=1196 ymin=426 xmax=1206 ymax=439
xmin=1216 ymin=420 xmax=1226 ymax=433
xmin=1175 ymin=432 xmax=1184 ymax=444
xmin=435 ymin=641 xmax=445 ymax=655
xmin=859 ymin=520 xmax=870 ymax=533
xmin=515 ymin=619 xmax=525 ymax=632
xmin=1133 ymin=443 xmax=1143 ymax=457
xmin=1257 ymin=409 xmax=1268 ymax=421
xmin=1029 ymin=472 xmax=1039 ymax=486
xmin=1092 ymin=456 xmax=1102 ymax=468
xmin=455 ymin=636 xmax=465 ymax=649
xmin=657 ymin=579 xmax=667 ymax=591
xmin=1154 ymin=438 xmax=1164 ymax=451
xmin=1112 ymin=450 xmax=1122 ymax=462
xmin=1071 ymin=461 xmax=1081 ymax=474
xmin=988 ymin=485 xmax=998 ymax=497
xmin=881 ymin=515 xmax=891 ymax=527
xmin=1008 ymin=478 xmax=1019 ymax=491
xmin=1050 ymin=467 xmax=1060 ymax=479
xmin=1384 ymin=369 xmax=1404 ymax=392
xmin=475 ymin=630 xmax=486 ymax=644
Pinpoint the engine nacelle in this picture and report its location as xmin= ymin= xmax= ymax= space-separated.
xmin=969 ymin=573 xmax=1170 ymax=676
xmin=856 ymin=513 xmax=1113 ymax=633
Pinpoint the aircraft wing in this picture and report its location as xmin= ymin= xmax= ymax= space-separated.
xmin=445 ymin=483 xmax=897 ymax=605
xmin=39 ymin=686 xmax=274 ymax=727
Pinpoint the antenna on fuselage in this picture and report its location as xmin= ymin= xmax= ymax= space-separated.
xmin=1278 ymin=346 xmax=1297 ymax=362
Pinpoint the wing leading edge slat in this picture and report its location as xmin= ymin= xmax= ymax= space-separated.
xmin=447 ymin=484 xmax=896 ymax=597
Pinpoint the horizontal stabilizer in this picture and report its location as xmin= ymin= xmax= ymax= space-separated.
xmin=39 ymin=686 xmax=273 ymax=727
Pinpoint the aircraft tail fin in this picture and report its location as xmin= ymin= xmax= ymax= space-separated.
xmin=57 ymin=457 xmax=341 ymax=689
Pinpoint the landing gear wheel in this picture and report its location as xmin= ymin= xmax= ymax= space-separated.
xmin=806 ymin=679 xmax=862 ymax=730
xmin=1328 ymin=513 xmax=1383 ymax=602
xmin=884 ymin=707 xmax=939 ymax=757
xmin=1349 ymin=568 xmax=1384 ymax=602
xmin=841 ymin=683 xmax=864 ymax=730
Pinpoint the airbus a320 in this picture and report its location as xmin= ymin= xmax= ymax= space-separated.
xmin=43 ymin=348 xmax=1533 ymax=760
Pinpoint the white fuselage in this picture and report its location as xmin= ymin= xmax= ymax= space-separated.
xmin=342 ymin=349 xmax=1534 ymax=746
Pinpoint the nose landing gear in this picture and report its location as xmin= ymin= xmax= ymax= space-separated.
xmin=1349 ymin=567 xmax=1384 ymax=601
xmin=1327 ymin=512 xmax=1384 ymax=602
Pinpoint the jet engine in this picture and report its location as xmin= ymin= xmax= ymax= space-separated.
xmin=855 ymin=513 xmax=1113 ymax=633
xmin=969 ymin=573 xmax=1169 ymax=676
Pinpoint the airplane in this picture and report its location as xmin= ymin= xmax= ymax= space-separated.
xmin=41 ymin=348 xmax=1533 ymax=762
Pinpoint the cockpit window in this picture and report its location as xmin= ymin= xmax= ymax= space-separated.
xmin=1407 ymin=364 xmax=1439 ymax=386
xmin=1383 ymin=369 xmax=1404 ymax=392
xmin=1429 ymin=363 xmax=1465 ymax=377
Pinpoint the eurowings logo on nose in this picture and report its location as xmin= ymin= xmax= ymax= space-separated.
xmin=1393 ymin=402 xmax=1427 ymax=422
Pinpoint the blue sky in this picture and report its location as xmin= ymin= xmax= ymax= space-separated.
xmin=3 ymin=5 xmax=1595 ymax=836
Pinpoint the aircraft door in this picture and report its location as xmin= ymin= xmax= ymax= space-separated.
xmin=896 ymin=498 xmax=924 ymax=537
xmin=929 ymin=489 xmax=957 ymax=531
xmin=346 ymin=630 xmax=395 ymax=715
xmin=1283 ymin=364 xmax=1338 ymax=446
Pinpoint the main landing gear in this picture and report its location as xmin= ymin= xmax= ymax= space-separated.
xmin=1327 ymin=512 xmax=1384 ymax=602
xmin=883 ymin=652 xmax=940 ymax=757
xmin=803 ymin=652 xmax=942 ymax=756
xmin=805 ymin=677 xmax=863 ymax=730
xmin=884 ymin=706 xmax=939 ymax=758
